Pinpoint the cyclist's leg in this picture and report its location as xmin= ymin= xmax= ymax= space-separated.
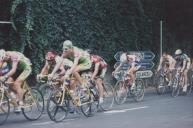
xmin=12 ymin=67 xmax=31 ymax=112
xmin=70 ymin=76 xmax=78 ymax=93
xmin=128 ymin=68 xmax=135 ymax=90
xmin=95 ymin=77 xmax=103 ymax=103
xmin=165 ymin=67 xmax=172 ymax=86
xmin=96 ymin=68 xmax=107 ymax=102
xmin=168 ymin=70 xmax=173 ymax=86
xmin=7 ymin=77 xmax=18 ymax=107
xmin=72 ymin=62 xmax=91 ymax=86
xmin=183 ymin=62 xmax=190 ymax=92
xmin=183 ymin=69 xmax=188 ymax=92
xmin=7 ymin=77 xmax=14 ymax=86
xmin=13 ymin=67 xmax=32 ymax=103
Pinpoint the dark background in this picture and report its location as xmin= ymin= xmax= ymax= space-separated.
xmin=0 ymin=0 xmax=193 ymax=76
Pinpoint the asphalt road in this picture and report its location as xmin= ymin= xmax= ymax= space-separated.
xmin=1 ymin=88 xmax=193 ymax=128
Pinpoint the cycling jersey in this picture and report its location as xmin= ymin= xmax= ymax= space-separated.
xmin=67 ymin=47 xmax=90 ymax=64
xmin=6 ymin=51 xmax=32 ymax=80
xmin=6 ymin=51 xmax=32 ymax=71
xmin=0 ymin=62 xmax=9 ymax=76
xmin=66 ymin=46 xmax=91 ymax=71
xmin=91 ymin=55 xmax=107 ymax=69
xmin=175 ymin=53 xmax=190 ymax=68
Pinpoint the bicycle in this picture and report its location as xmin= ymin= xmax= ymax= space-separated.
xmin=171 ymin=68 xmax=184 ymax=97
xmin=155 ymin=69 xmax=172 ymax=95
xmin=0 ymin=80 xmax=44 ymax=125
xmin=87 ymin=78 xmax=114 ymax=111
xmin=46 ymin=71 xmax=97 ymax=122
xmin=114 ymin=70 xmax=145 ymax=105
xmin=37 ymin=75 xmax=61 ymax=113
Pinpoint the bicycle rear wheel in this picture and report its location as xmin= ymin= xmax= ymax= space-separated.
xmin=156 ymin=76 xmax=166 ymax=95
xmin=114 ymin=80 xmax=128 ymax=105
xmin=100 ymin=83 xmax=114 ymax=111
xmin=22 ymin=88 xmax=44 ymax=120
xmin=47 ymin=89 xmax=69 ymax=122
xmin=80 ymin=87 xmax=96 ymax=117
xmin=0 ymin=93 xmax=10 ymax=125
xmin=171 ymin=77 xmax=180 ymax=97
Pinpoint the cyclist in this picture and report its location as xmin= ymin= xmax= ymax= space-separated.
xmin=174 ymin=49 xmax=191 ymax=93
xmin=0 ymin=49 xmax=32 ymax=112
xmin=37 ymin=51 xmax=65 ymax=81
xmin=90 ymin=54 xmax=108 ymax=104
xmin=157 ymin=52 xmax=176 ymax=86
xmin=49 ymin=40 xmax=92 ymax=90
xmin=113 ymin=52 xmax=141 ymax=90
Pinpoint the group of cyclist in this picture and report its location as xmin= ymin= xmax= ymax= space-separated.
xmin=0 ymin=40 xmax=192 ymax=113
xmin=112 ymin=49 xmax=192 ymax=94
xmin=0 ymin=40 xmax=108 ymax=112
xmin=156 ymin=49 xmax=191 ymax=93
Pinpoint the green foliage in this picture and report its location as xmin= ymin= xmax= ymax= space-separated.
xmin=8 ymin=0 xmax=155 ymax=75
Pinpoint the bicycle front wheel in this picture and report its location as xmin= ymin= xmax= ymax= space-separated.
xmin=22 ymin=88 xmax=44 ymax=120
xmin=0 ymin=93 xmax=10 ymax=125
xmin=114 ymin=80 xmax=128 ymax=105
xmin=133 ymin=79 xmax=145 ymax=102
xmin=47 ymin=89 xmax=68 ymax=122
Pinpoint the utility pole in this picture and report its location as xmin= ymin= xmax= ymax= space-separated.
xmin=160 ymin=20 xmax=163 ymax=57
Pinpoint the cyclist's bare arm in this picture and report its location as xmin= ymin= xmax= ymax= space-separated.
xmin=58 ymin=65 xmax=66 ymax=76
xmin=169 ymin=57 xmax=176 ymax=70
xmin=65 ymin=57 xmax=79 ymax=78
xmin=40 ymin=62 xmax=49 ymax=75
xmin=114 ymin=62 xmax=123 ymax=73
xmin=5 ymin=60 xmax=18 ymax=77
xmin=50 ymin=58 xmax=63 ymax=76
xmin=181 ymin=60 xmax=187 ymax=71
xmin=91 ymin=62 xmax=100 ymax=80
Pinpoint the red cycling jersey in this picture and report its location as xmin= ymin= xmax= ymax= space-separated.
xmin=91 ymin=55 xmax=107 ymax=69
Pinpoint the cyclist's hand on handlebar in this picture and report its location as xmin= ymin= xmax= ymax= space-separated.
xmin=0 ymin=76 xmax=8 ymax=82
xmin=48 ymin=74 xmax=54 ymax=80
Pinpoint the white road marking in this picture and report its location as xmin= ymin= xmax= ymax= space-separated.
xmin=104 ymin=106 xmax=149 ymax=114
